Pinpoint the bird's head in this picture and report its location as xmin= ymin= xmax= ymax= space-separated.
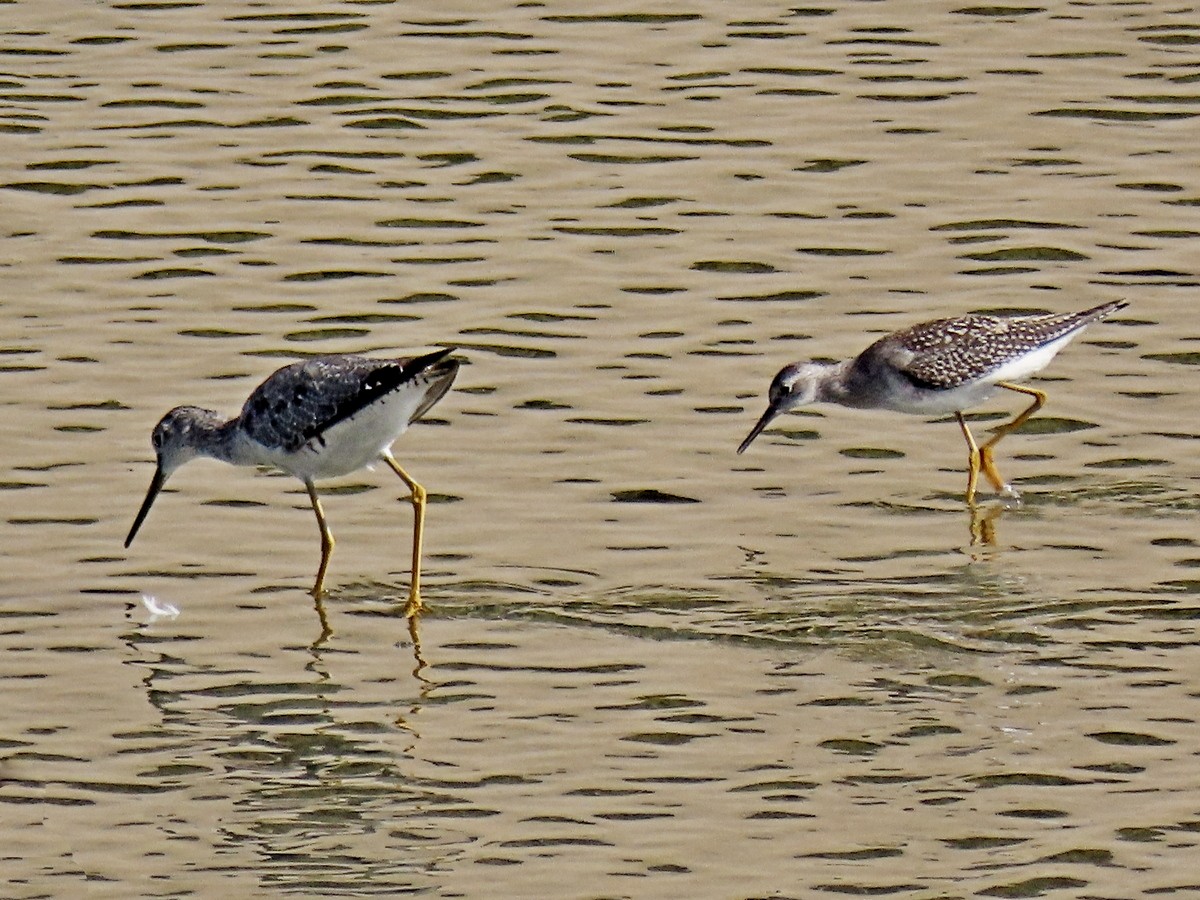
xmin=125 ymin=406 xmax=218 ymax=547
xmin=737 ymin=362 xmax=828 ymax=454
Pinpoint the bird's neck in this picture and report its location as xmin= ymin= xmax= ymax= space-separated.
xmin=187 ymin=411 xmax=258 ymax=466
xmin=216 ymin=419 xmax=267 ymax=467
xmin=815 ymin=360 xmax=863 ymax=407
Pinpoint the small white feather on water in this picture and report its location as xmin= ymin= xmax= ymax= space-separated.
xmin=142 ymin=594 xmax=180 ymax=619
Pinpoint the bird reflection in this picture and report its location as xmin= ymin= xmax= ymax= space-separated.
xmin=309 ymin=592 xmax=430 ymax=685
xmin=968 ymin=500 xmax=1009 ymax=548
xmin=312 ymin=595 xmax=333 ymax=648
xmin=405 ymin=613 xmax=430 ymax=683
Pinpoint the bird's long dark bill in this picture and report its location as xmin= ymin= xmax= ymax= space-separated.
xmin=737 ymin=404 xmax=781 ymax=454
xmin=125 ymin=465 xmax=165 ymax=548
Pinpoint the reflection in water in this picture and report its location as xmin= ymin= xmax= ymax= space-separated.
xmin=2 ymin=1 xmax=1198 ymax=897
xmin=311 ymin=592 xmax=332 ymax=647
xmin=967 ymin=500 xmax=1008 ymax=548
xmin=405 ymin=613 xmax=430 ymax=684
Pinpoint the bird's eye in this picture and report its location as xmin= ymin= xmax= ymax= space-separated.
xmin=152 ymin=430 xmax=163 ymax=449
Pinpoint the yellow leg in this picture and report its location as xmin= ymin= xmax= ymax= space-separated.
xmin=384 ymin=454 xmax=426 ymax=618
xmin=956 ymin=412 xmax=982 ymax=505
xmin=306 ymin=480 xmax=335 ymax=598
xmin=979 ymin=382 xmax=1047 ymax=495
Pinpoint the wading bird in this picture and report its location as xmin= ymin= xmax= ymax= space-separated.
xmin=125 ymin=348 xmax=459 ymax=624
xmin=738 ymin=301 xmax=1126 ymax=502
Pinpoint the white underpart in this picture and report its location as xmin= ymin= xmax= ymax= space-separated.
xmin=984 ymin=330 xmax=1078 ymax=383
xmin=255 ymin=383 xmax=430 ymax=481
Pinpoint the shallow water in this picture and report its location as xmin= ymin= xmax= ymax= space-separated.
xmin=2 ymin=2 xmax=1199 ymax=897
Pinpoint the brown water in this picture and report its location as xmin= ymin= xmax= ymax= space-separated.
xmin=2 ymin=2 xmax=1199 ymax=897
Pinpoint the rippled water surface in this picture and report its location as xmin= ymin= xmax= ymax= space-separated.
xmin=2 ymin=2 xmax=1198 ymax=897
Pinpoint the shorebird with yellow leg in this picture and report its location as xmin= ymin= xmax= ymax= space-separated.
xmin=738 ymin=301 xmax=1127 ymax=507
xmin=125 ymin=347 xmax=460 ymax=640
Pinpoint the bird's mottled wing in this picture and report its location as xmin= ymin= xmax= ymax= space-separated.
xmin=882 ymin=309 xmax=1106 ymax=389
xmin=240 ymin=349 xmax=455 ymax=453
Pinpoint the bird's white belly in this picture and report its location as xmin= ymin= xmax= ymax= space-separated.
xmin=262 ymin=387 xmax=428 ymax=481
xmin=883 ymin=380 xmax=1000 ymax=415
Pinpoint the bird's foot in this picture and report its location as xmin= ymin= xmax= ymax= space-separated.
xmin=963 ymin=484 xmax=1021 ymax=508
xmin=996 ymin=483 xmax=1022 ymax=506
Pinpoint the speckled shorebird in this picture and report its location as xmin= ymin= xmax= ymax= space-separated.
xmin=125 ymin=348 xmax=460 ymax=619
xmin=737 ymin=301 xmax=1126 ymax=502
